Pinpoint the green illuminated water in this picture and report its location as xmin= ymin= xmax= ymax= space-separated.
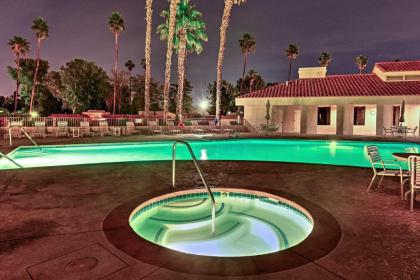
xmin=0 ymin=139 xmax=417 ymax=170
xmin=129 ymin=190 xmax=313 ymax=257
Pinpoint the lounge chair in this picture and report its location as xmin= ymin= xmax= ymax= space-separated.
xmin=55 ymin=121 xmax=69 ymax=137
xmin=4 ymin=121 xmax=23 ymax=139
xmin=407 ymin=126 xmax=418 ymax=137
xmin=99 ymin=121 xmax=112 ymax=136
xmin=148 ymin=120 xmax=163 ymax=134
xmin=80 ymin=121 xmax=95 ymax=137
xmin=126 ymin=121 xmax=141 ymax=135
xmin=383 ymin=126 xmax=393 ymax=136
xmin=191 ymin=120 xmax=205 ymax=134
xmin=407 ymin=156 xmax=420 ymax=211
xmin=30 ymin=121 xmax=47 ymax=138
xmin=366 ymin=145 xmax=410 ymax=199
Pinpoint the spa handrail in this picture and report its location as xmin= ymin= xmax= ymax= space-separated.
xmin=0 ymin=151 xmax=23 ymax=168
xmin=172 ymin=140 xmax=216 ymax=234
xmin=8 ymin=125 xmax=39 ymax=147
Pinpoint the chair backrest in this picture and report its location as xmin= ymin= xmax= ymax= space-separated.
xmin=148 ymin=120 xmax=158 ymax=126
xmin=34 ymin=121 xmax=45 ymax=132
xmin=167 ymin=120 xmax=175 ymax=126
xmin=80 ymin=121 xmax=90 ymax=132
xmin=191 ymin=120 xmax=199 ymax=126
xmin=408 ymin=156 xmax=420 ymax=187
xmin=134 ymin=118 xmax=143 ymax=124
xmin=126 ymin=121 xmax=135 ymax=132
xmin=10 ymin=121 xmax=23 ymax=127
xmin=366 ymin=145 xmax=384 ymax=170
xmin=57 ymin=121 xmax=68 ymax=132
xmin=99 ymin=121 xmax=109 ymax=131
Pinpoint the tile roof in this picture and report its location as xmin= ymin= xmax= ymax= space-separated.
xmin=238 ymin=74 xmax=420 ymax=99
xmin=375 ymin=61 xmax=420 ymax=72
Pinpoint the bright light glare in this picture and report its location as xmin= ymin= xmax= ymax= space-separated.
xmin=199 ymin=100 xmax=208 ymax=111
xmin=30 ymin=111 xmax=39 ymax=118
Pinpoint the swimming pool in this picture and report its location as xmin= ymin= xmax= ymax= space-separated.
xmin=0 ymin=139 xmax=418 ymax=170
xmin=129 ymin=188 xmax=313 ymax=257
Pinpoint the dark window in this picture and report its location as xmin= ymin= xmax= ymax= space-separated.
xmin=353 ymin=106 xmax=366 ymax=126
xmin=393 ymin=106 xmax=400 ymax=126
xmin=317 ymin=107 xmax=331 ymax=126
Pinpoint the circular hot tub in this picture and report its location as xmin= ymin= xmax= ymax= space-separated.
xmin=128 ymin=188 xmax=314 ymax=257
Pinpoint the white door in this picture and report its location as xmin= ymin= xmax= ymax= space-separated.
xmin=293 ymin=110 xmax=301 ymax=133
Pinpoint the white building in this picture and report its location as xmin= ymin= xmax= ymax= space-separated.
xmin=235 ymin=61 xmax=420 ymax=136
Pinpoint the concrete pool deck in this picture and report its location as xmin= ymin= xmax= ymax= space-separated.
xmin=0 ymin=136 xmax=419 ymax=279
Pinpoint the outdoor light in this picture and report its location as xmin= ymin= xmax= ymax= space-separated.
xmin=30 ymin=111 xmax=39 ymax=118
xmin=199 ymin=100 xmax=208 ymax=111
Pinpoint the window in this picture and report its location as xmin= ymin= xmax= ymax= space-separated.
xmin=317 ymin=107 xmax=331 ymax=126
xmin=353 ymin=106 xmax=366 ymax=126
xmin=405 ymin=75 xmax=420 ymax=81
xmin=393 ymin=106 xmax=400 ymax=126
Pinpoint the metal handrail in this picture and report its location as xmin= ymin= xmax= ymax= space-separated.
xmin=0 ymin=152 xmax=22 ymax=168
xmin=172 ymin=140 xmax=216 ymax=234
xmin=8 ymin=125 xmax=39 ymax=147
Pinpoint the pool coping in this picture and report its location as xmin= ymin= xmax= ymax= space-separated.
xmin=102 ymin=186 xmax=342 ymax=276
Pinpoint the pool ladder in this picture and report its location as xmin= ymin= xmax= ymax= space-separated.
xmin=172 ymin=140 xmax=216 ymax=234
xmin=8 ymin=125 xmax=39 ymax=147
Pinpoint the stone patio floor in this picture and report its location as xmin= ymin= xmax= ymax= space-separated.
xmin=0 ymin=136 xmax=419 ymax=280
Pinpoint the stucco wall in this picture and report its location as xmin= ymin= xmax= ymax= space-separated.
xmin=353 ymin=105 xmax=377 ymax=136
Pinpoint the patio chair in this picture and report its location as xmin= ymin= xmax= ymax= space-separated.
xmin=366 ymin=145 xmax=410 ymax=199
xmin=80 ymin=121 xmax=95 ymax=137
xmin=30 ymin=121 xmax=47 ymax=138
xmin=407 ymin=126 xmax=418 ymax=137
xmin=407 ymin=156 xmax=420 ymax=211
xmin=99 ymin=121 xmax=112 ymax=136
xmin=55 ymin=121 xmax=69 ymax=137
xmin=383 ymin=126 xmax=393 ymax=137
xmin=126 ymin=121 xmax=141 ymax=135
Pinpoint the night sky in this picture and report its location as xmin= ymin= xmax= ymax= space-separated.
xmin=2 ymin=0 xmax=420 ymax=103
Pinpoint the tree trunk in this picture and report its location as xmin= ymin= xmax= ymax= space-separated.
xmin=14 ymin=56 xmax=21 ymax=113
xmin=239 ymin=52 xmax=247 ymax=94
xmin=144 ymin=0 xmax=153 ymax=120
xmin=162 ymin=0 xmax=180 ymax=124
xmin=30 ymin=38 xmax=42 ymax=113
xmin=216 ymin=0 xmax=234 ymax=119
xmin=113 ymin=33 xmax=119 ymax=115
xmin=176 ymin=30 xmax=187 ymax=122
xmin=287 ymin=59 xmax=292 ymax=82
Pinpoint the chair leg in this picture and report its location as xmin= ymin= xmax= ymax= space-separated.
xmin=377 ymin=175 xmax=384 ymax=188
xmin=410 ymin=189 xmax=414 ymax=211
xmin=367 ymin=174 xmax=377 ymax=192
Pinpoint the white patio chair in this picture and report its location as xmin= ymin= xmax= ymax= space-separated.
xmin=383 ymin=126 xmax=393 ymax=137
xmin=80 ymin=121 xmax=95 ymax=137
xmin=407 ymin=156 xmax=420 ymax=211
xmin=407 ymin=126 xmax=418 ymax=137
xmin=55 ymin=121 xmax=69 ymax=137
xmin=126 ymin=121 xmax=141 ymax=135
xmin=99 ymin=121 xmax=112 ymax=136
xmin=366 ymin=145 xmax=410 ymax=199
xmin=30 ymin=121 xmax=47 ymax=138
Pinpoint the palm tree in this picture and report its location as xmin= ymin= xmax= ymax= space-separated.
xmin=239 ymin=33 xmax=256 ymax=93
xmin=285 ymin=44 xmax=299 ymax=82
xmin=215 ymin=0 xmax=246 ymax=120
xmin=318 ymin=52 xmax=331 ymax=68
xmin=29 ymin=17 xmax=49 ymax=113
xmin=158 ymin=0 xmax=208 ymax=121
xmin=140 ymin=58 xmax=146 ymax=72
xmin=8 ymin=36 xmax=30 ymax=112
xmin=125 ymin=60 xmax=135 ymax=103
xmin=144 ymin=0 xmax=153 ymax=120
xmin=108 ymin=11 xmax=125 ymax=115
xmin=162 ymin=0 xmax=180 ymax=124
xmin=355 ymin=55 xmax=368 ymax=74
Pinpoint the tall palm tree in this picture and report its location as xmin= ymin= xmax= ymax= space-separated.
xmin=29 ymin=17 xmax=49 ymax=113
xmin=318 ymin=52 xmax=331 ymax=68
xmin=144 ymin=0 xmax=153 ymax=120
xmin=158 ymin=0 xmax=207 ymax=121
xmin=162 ymin=0 xmax=180 ymax=124
xmin=239 ymin=33 xmax=256 ymax=94
xmin=215 ymin=0 xmax=246 ymax=120
xmin=8 ymin=36 xmax=30 ymax=112
xmin=285 ymin=44 xmax=299 ymax=82
xmin=108 ymin=11 xmax=125 ymax=115
xmin=355 ymin=55 xmax=368 ymax=74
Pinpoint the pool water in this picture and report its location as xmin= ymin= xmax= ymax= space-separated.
xmin=0 ymin=139 xmax=417 ymax=170
xmin=129 ymin=189 xmax=313 ymax=257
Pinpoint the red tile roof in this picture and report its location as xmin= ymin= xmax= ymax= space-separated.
xmin=375 ymin=61 xmax=420 ymax=72
xmin=238 ymin=74 xmax=420 ymax=99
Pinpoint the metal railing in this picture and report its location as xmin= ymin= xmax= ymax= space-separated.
xmin=172 ymin=140 xmax=216 ymax=234
xmin=8 ymin=125 xmax=39 ymax=147
xmin=0 ymin=151 xmax=22 ymax=168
